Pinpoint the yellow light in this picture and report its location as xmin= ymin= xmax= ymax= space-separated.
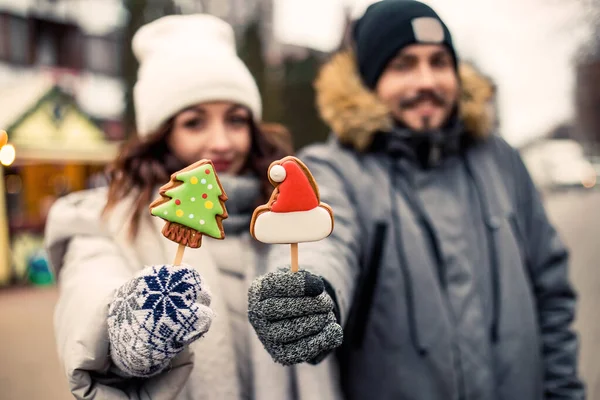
xmin=0 ymin=144 xmax=16 ymax=166
xmin=0 ymin=130 xmax=6 ymax=147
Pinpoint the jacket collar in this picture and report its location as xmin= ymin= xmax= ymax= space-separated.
xmin=374 ymin=114 xmax=468 ymax=168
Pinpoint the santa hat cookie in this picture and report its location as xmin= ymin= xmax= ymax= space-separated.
xmin=250 ymin=156 xmax=334 ymax=244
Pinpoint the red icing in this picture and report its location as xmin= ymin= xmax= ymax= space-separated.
xmin=205 ymin=169 xmax=210 ymax=174
xmin=271 ymin=160 xmax=318 ymax=213
xmin=202 ymin=193 xmax=207 ymax=199
xmin=175 ymin=199 xmax=181 ymax=205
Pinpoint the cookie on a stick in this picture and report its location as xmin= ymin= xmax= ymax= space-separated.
xmin=250 ymin=156 xmax=334 ymax=272
xmin=150 ymin=160 xmax=228 ymax=265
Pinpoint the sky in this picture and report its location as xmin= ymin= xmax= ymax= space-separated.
xmin=274 ymin=0 xmax=595 ymax=146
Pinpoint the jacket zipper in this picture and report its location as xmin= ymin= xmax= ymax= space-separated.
xmin=390 ymin=159 xmax=466 ymax=400
xmin=388 ymin=161 xmax=426 ymax=356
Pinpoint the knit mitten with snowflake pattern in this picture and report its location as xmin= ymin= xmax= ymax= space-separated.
xmin=107 ymin=264 xmax=214 ymax=377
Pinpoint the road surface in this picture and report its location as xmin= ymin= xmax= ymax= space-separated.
xmin=544 ymin=189 xmax=600 ymax=397
xmin=0 ymin=189 xmax=598 ymax=399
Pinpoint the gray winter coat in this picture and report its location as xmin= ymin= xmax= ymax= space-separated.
xmin=268 ymin=52 xmax=584 ymax=399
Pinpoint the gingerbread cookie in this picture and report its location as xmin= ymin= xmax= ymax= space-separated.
xmin=150 ymin=160 xmax=228 ymax=252
xmin=251 ymin=157 xmax=334 ymax=271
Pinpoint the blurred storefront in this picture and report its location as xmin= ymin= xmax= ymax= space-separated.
xmin=0 ymin=0 xmax=126 ymax=286
xmin=0 ymin=76 xmax=120 ymax=286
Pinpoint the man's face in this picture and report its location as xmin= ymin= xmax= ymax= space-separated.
xmin=375 ymin=44 xmax=459 ymax=131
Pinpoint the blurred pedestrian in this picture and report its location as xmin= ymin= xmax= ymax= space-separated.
xmin=45 ymin=14 xmax=341 ymax=400
xmin=248 ymin=1 xmax=585 ymax=399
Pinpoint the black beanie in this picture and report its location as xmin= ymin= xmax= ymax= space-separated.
xmin=353 ymin=0 xmax=458 ymax=89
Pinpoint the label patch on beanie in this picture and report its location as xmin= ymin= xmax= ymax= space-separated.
xmin=411 ymin=17 xmax=444 ymax=43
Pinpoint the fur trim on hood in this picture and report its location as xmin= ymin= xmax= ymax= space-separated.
xmin=314 ymin=50 xmax=496 ymax=151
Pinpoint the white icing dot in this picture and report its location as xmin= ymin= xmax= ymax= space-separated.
xmin=269 ymin=164 xmax=286 ymax=182
xmin=189 ymin=214 xmax=194 ymax=218
xmin=201 ymin=179 xmax=207 ymax=184
xmin=199 ymin=220 xmax=205 ymax=225
xmin=163 ymin=211 xmax=168 ymax=215
xmin=207 ymin=184 xmax=213 ymax=190
xmin=191 ymin=197 xmax=196 ymax=202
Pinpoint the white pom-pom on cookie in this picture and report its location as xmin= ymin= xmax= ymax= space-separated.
xmin=269 ymin=164 xmax=286 ymax=183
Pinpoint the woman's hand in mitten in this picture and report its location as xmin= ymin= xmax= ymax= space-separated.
xmin=248 ymin=269 xmax=343 ymax=366
xmin=107 ymin=264 xmax=214 ymax=377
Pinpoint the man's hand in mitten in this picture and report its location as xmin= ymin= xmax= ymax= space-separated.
xmin=248 ymin=269 xmax=343 ymax=366
xmin=107 ymin=264 xmax=214 ymax=377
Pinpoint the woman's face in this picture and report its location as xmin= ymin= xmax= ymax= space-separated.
xmin=168 ymin=102 xmax=252 ymax=174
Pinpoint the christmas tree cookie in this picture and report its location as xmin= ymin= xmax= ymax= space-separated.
xmin=250 ymin=156 xmax=334 ymax=272
xmin=150 ymin=160 xmax=228 ymax=264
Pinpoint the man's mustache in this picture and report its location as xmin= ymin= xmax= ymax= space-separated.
xmin=399 ymin=90 xmax=446 ymax=109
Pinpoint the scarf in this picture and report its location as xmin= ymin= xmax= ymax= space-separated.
xmin=218 ymin=173 xmax=261 ymax=235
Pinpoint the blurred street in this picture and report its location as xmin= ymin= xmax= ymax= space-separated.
xmin=0 ymin=189 xmax=598 ymax=399
xmin=0 ymin=286 xmax=71 ymax=399
xmin=544 ymin=189 xmax=600 ymax=398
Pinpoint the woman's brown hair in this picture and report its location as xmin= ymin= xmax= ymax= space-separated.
xmin=103 ymin=117 xmax=294 ymax=239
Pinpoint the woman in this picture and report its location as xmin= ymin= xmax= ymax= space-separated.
xmin=45 ymin=14 xmax=342 ymax=400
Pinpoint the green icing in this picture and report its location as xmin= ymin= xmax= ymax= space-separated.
xmin=151 ymin=163 xmax=226 ymax=239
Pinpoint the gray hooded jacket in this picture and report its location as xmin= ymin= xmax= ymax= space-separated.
xmin=267 ymin=52 xmax=585 ymax=400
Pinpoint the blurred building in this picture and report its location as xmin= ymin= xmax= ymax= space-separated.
xmin=0 ymin=0 xmax=126 ymax=136
xmin=0 ymin=0 xmax=126 ymax=284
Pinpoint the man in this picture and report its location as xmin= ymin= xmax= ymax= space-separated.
xmin=248 ymin=1 xmax=585 ymax=399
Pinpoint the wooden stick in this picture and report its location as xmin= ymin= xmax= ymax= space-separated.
xmin=291 ymin=243 xmax=299 ymax=273
xmin=173 ymin=243 xmax=186 ymax=266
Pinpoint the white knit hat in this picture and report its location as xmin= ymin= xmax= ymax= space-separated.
xmin=132 ymin=14 xmax=262 ymax=136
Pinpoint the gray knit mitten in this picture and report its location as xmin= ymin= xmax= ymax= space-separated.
xmin=248 ymin=269 xmax=343 ymax=366
xmin=107 ymin=264 xmax=214 ymax=377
